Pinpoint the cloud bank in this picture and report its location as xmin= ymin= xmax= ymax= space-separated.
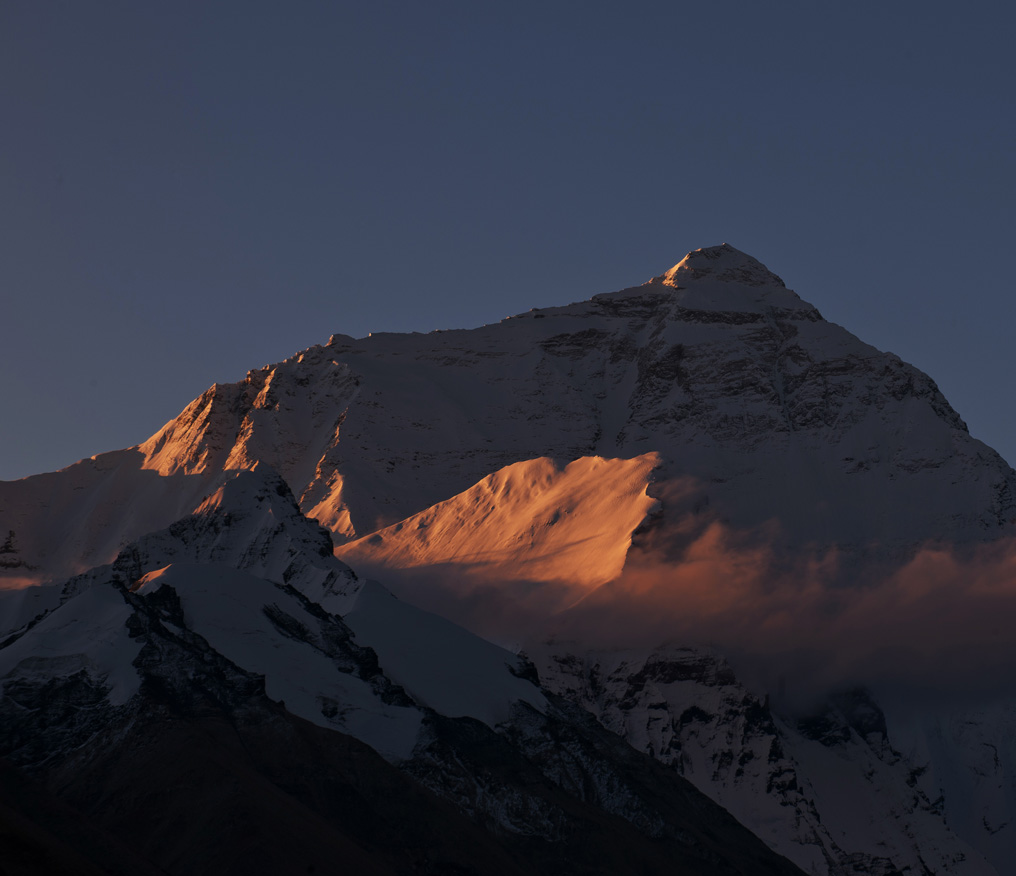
xmin=547 ymin=514 xmax=1016 ymax=704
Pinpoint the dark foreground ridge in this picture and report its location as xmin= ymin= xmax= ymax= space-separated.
xmin=0 ymin=571 xmax=805 ymax=876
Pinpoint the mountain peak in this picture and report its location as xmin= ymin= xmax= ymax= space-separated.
xmin=654 ymin=243 xmax=786 ymax=289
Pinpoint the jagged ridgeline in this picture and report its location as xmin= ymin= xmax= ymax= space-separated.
xmin=4 ymin=244 xmax=1013 ymax=589
xmin=2 ymin=245 xmax=1015 ymax=875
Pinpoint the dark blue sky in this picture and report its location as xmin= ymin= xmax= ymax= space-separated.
xmin=3 ymin=2 xmax=1014 ymax=480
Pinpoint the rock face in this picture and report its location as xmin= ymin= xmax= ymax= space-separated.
xmin=528 ymin=643 xmax=996 ymax=876
xmin=4 ymin=244 xmax=1016 ymax=874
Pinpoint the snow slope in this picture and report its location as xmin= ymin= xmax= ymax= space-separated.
xmin=135 ymin=563 xmax=424 ymax=760
xmin=529 ymin=643 xmax=996 ymax=876
xmin=344 ymin=579 xmax=546 ymax=726
xmin=882 ymin=695 xmax=1016 ymax=868
xmin=335 ymin=453 xmax=661 ymax=637
xmin=0 ymin=465 xmax=546 ymax=761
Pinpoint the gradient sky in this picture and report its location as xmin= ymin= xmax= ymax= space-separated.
xmin=2 ymin=2 xmax=1014 ymax=481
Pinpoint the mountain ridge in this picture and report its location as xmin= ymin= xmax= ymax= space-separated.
xmin=4 ymin=244 xmax=1016 ymax=874
xmin=0 ymin=459 xmax=807 ymax=875
xmin=4 ymin=244 xmax=1013 ymax=589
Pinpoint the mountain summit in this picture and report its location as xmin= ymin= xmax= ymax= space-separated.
xmin=652 ymin=243 xmax=788 ymax=289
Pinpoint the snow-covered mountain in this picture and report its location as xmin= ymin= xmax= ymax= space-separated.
xmin=0 ymin=464 xmax=803 ymax=875
xmin=528 ymin=642 xmax=998 ymax=875
xmin=4 ymin=243 xmax=1016 ymax=874
xmin=4 ymin=244 xmax=1013 ymax=591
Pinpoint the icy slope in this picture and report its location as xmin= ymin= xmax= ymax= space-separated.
xmin=135 ymin=563 xmax=425 ymax=759
xmin=335 ymin=453 xmax=661 ymax=636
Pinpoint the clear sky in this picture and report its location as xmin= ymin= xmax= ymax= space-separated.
xmin=2 ymin=2 xmax=1014 ymax=481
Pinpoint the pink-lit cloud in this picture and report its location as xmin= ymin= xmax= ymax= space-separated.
xmin=548 ymin=515 xmax=1016 ymax=703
